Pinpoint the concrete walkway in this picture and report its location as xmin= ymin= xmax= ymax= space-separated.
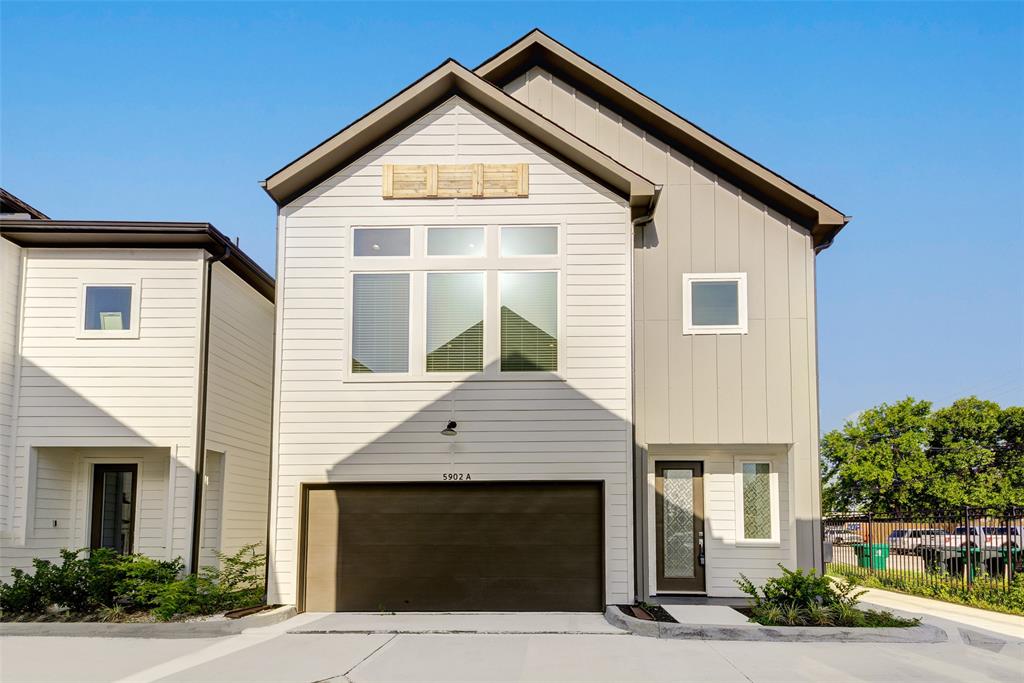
xmin=859 ymin=587 xmax=1024 ymax=641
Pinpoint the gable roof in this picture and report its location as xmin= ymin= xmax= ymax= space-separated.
xmin=475 ymin=29 xmax=850 ymax=250
xmin=1 ymin=188 xmax=49 ymax=220
xmin=262 ymin=59 xmax=657 ymax=209
xmin=0 ymin=219 xmax=274 ymax=301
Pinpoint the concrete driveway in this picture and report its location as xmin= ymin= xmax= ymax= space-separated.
xmin=2 ymin=615 xmax=1021 ymax=683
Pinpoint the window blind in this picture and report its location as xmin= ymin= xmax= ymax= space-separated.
xmin=426 ymin=272 xmax=484 ymax=372
xmin=351 ymin=273 xmax=410 ymax=373
xmin=500 ymin=272 xmax=557 ymax=372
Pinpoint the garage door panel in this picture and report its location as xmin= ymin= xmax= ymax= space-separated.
xmin=338 ymin=545 xmax=603 ymax=579
xmin=302 ymin=482 xmax=603 ymax=612
xmin=329 ymin=577 xmax=602 ymax=612
xmin=338 ymin=513 xmax=601 ymax=545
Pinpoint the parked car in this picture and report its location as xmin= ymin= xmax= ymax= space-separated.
xmin=824 ymin=528 xmax=862 ymax=545
xmin=947 ymin=526 xmax=996 ymax=549
xmin=887 ymin=528 xmax=949 ymax=554
xmin=981 ymin=527 xmax=1024 ymax=549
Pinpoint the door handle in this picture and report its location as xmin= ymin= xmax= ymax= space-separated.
xmin=698 ymin=531 xmax=705 ymax=566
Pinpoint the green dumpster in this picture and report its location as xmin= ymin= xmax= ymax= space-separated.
xmin=854 ymin=543 xmax=889 ymax=570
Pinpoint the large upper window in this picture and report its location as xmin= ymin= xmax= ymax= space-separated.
xmin=349 ymin=224 xmax=560 ymax=379
xmin=351 ymin=273 xmax=410 ymax=373
xmin=682 ymin=273 xmax=747 ymax=335
xmin=80 ymin=283 xmax=139 ymax=338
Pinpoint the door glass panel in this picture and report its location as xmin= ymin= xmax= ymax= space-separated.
xmin=98 ymin=470 xmax=134 ymax=553
xmin=663 ymin=469 xmax=695 ymax=578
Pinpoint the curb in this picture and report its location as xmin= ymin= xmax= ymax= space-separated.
xmin=0 ymin=605 xmax=297 ymax=639
xmin=604 ymin=607 xmax=948 ymax=643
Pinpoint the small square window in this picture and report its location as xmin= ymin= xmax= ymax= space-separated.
xmin=500 ymin=226 xmax=558 ymax=257
xmin=427 ymin=227 xmax=484 ymax=256
xmin=353 ymin=228 xmax=410 ymax=257
xmin=84 ymin=286 xmax=133 ymax=331
xmin=682 ymin=273 xmax=747 ymax=334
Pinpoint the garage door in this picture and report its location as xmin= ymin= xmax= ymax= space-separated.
xmin=301 ymin=482 xmax=603 ymax=612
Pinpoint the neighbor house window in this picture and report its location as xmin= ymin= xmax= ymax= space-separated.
xmin=351 ymin=273 xmax=410 ymax=373
xmin=426 ymin=272 xmax=484 ymax=372
xmin=682 ymin=273 xmax=747 ymax=334
xmin=735 ymin=460 xmax=779 ymax=544
xmin=500 ymin=271 xmax=558 ymax=372
xmin=80 ymin=283 xmax=139 ymax=338
xmin=353 ymin=227 xmax=410 ymax=257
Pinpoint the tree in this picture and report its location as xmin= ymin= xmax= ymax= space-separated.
xmin=821 ymin=396 xmax=1023 ymax=514
xmin=820 ymin=398 xmax=934 ymax=514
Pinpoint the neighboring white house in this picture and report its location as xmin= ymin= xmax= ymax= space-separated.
xmin=0 ymin=191 xmax=275 ymax=578
xmin=260 ymin=31 xmax=848 ymax=610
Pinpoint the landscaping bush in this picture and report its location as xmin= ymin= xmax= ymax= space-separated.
xmin=0 ymin=544 xmax=264 ymax=621
xmin=736 ymin=564 xmax=918 ymax=627
xmin=828 ymin=564 xmax=1024 ymax=617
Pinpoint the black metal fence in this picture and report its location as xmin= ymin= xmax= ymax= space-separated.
xmin=824 ymin=507 xmax=1024 ymax=594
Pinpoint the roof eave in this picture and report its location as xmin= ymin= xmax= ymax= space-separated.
xmin=262 ymin=61 xmax=656 ymax=209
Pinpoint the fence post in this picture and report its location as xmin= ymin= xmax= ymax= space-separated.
xmin=867 ymin=512 xmax=874 ymax=576
xmin=964 ymin=505 xmax=973 ymax=589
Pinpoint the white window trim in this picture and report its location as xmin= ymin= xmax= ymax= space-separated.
xmin=77 ymin=279 xmax=142 ymax=339
xmin=733 ymin=458 xmax=781 ymax=546
xmin=343 ymin=222 xmax=565 ymax=382
xmin=682 ymin=272 xmax=748 ymax=335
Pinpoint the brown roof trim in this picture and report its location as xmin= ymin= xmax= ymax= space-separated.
xmin=475 ymin=29 xmax=851 ymax=250
xmin=0 ymin=219 xmax=275 ymax=301
xmin=262 ymin=60 xmax=657 ymax=209
xmin=0 ymin=188 xmax=49 ymax=220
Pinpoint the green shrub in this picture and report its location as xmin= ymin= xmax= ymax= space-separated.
xmin=0 ymin=544 xmax=264 ymax=621
xmin=828 ymin=565 xmax=1024 ymax=616
xmin=737 ymin=564 xmax=917 ymax=627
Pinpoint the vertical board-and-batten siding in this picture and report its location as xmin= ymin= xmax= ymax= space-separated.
xmin=0 ymin=249 xmax=204 ymax=577
xmin=204 ymin=262 xmax=275 ymax=559
xmin=505 ymin=67 xmax=822 ymax=582
xmin=271 ymin=97 xmax=633 ymax=605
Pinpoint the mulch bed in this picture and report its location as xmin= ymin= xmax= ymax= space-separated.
xmin=618 ymin=604 xmax=678 ymax=623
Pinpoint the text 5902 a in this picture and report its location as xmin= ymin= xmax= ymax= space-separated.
xmin=442 ymin=473 xmax=472 ymax=481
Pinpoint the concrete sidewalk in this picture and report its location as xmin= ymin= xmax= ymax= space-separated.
xmin=859 ymin=587 xmax=1024 ymax=641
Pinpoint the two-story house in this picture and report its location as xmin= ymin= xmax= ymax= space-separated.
xmin=261 ymin=30 xmax=848 ymax=612
xmin=1 ymin=190 xmax=275 ymax=577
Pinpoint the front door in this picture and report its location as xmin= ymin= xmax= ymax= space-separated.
xmin=655 ymin=461 xmax=705 ymax=592
xmin=90 ymin=464 xmax=138 ymax=554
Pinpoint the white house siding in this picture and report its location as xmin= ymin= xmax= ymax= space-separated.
xmin=204 ymin=262 xmax=275 ymax=559
xmin=0 ymin=249 xmax=204 ymax=578
xmin=506 ymin=68 xmax=823 ymax=591
xmin=1 ymin=238 xmax=23 ymax=535
xmin=269 ymin=97 xmax=633 ymax=606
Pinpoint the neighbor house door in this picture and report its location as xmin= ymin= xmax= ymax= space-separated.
xmin=655 ymin=461 xmax=705 ymax=592
xmin=90 ymin=464 xmax=138 ymax=554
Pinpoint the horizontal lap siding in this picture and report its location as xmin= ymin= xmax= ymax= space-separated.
xmin=508 ymin=69 xmax=823 ymax=575
xmin=205 ymin=263 xmax=275 ymax=559
xmin=1 ymin=239 xmax=22 ymax=535
xmin=1 ymin=249 xmax=203 ymax=576
xmin=270 ymin=98 xmax=632 ymax=606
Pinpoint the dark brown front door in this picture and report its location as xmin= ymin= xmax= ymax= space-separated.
xmin=90 ymin=464 xmax=138 ymax=554
xmin=655 ymin=461 xmax=705 ymax=592
xmin=301 ymin=481 xmax=604 ymax=612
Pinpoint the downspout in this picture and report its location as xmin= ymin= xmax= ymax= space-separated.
xmin=629 ymin=188 xmax=659 ymax=602
xmin=189 ymin=244 xmax=231 ymax=574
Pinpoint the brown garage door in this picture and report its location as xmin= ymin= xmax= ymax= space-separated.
xmin=301 ymin=481 xmax=603 ymax=612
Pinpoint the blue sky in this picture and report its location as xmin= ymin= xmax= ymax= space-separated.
xmin=2 ymin=2 xmax=1021 ymax=430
